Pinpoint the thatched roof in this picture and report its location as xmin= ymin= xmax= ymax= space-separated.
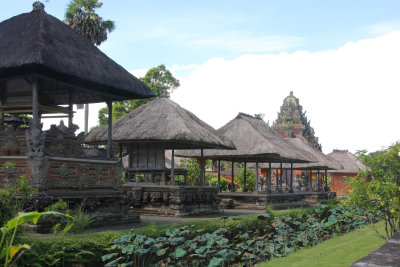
xmin=252 ymin=136 xmax=343 ymax=170
xmin=84 ymin=97 xmax=236 ymax=150
xmin=327 ymin=150 xmax=366 ymax=174
xmin=0 ymin=5 xmax=154 ymax=105
xmin=176 ymin=113 xmax=317 ymax=163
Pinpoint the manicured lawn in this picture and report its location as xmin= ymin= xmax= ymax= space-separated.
xmin=259 ymin=221 xmax=386 ymax=267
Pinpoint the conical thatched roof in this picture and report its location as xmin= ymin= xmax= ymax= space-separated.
xmin=84 ymin=97 xmax=236 ymax=150
xmin=253 ymin=136 xmax=343 ymax=170
xmin=327 ymin=150 xmax=366 ymax=173
xmin=176 ymin=113 xmax=317 ymax=163
xmin=0 ymin=5 xmax=154 ymax=105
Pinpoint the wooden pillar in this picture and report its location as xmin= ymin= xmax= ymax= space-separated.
xmin=279 ymin=163 xmax=283 ymax=192
xmin=0 ymin=82 xmax=4 ymax=124
xmin=285 ymin=168 xmax=288 ymax=190
xmin=119 ymin=144 xmax=123 ymax=159
xmin=289 ymin=162 xmax=294 ymax=193
xmin=170 ymin=149 xmax=175 ymax=184
xmin=217 ymin=159 xmax=221 ymax=192
xmin=231 ymin=160 xmax=235 ymax=192
xmin=68 ymin=90 xmax=73 ymax=128
xmin=268 ymin=161 xmax=272 ymax=193
xmin=325 ymin=169 xmax=328 ymax=191
xmin=255 ymin=162 xmax=259 ymax=192
xmin=32 ymin=79 xmax=39 ymax=129
xmin=200 ymin=148 xmax=204 ymax=185
xmin=317 ymin=169 xmax=321 ymax=191
xmin=107 ymin=101 xmax=112 ymax=159
xmin=84 ymin=103 xmax=89 ymax=134
xmin=243 ymin=161 xmax=247 ymax=192
xmin=309 ymin=170 xmax=313 ymax=191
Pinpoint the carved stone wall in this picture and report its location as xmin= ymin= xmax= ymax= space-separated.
xmin=128 ymin=185 xmax=220 ymax=217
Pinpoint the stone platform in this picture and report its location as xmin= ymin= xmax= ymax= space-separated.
xmin=219 ymin=191 xmax=336 ymax=209
xmin=124 ymin=183 xmax=220 ymax=217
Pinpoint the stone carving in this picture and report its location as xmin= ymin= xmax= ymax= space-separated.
xmin=46 ymin=122 xmax=83 ymax=156
xmin=26 ymin=129 xmax=46 ymax=157
xmin=1 ymin=126 xmax=20 ymax=155
xmin=28 ymin=157 xmax=48 ymax=189
xmin=128 ymin=186 xmax=220 ymax=216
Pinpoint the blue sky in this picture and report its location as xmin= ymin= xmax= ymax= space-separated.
xmin=2 ymin=1 xmax=400 ymax=153
xmin=2 ymin=1 xmax=400 ymax=72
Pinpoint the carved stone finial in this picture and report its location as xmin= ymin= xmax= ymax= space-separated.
xmin=32 ymin=1 xmax=45 ymax=11
xmin=26 ymin=128 xmax=46 ymax=157
xmin=290 ymin=91 xmax=293 ymax=96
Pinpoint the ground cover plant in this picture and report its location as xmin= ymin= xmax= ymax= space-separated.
xmin=102 ymin=204 xmax=377 ymax=266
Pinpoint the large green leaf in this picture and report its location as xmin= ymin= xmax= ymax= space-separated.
xmin=208 ymin=257 xmax=224 ymax=267
xmin=174 ymin=247 xmax=186 ymax=258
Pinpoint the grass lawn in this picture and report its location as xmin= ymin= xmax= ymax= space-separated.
xmin=259 ymin=221 xmax=386 ymax=267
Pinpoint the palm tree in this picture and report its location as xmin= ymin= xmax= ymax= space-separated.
xmin=64 ymin=0 xmax=115 ymax=46
xmin=64 ymin=0 xmax=115 ymax=133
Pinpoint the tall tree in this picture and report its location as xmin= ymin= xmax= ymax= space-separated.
xmin=97 ymin=64 xmax=180 ymax=126
xmin=64 ymin=0 xmax=115 ymax=46
xmin=64 ymin=0 xmax=115 ymax=133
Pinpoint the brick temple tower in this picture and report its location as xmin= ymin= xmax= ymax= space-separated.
xmin=272 ymin=91 xmax=322 ymax=151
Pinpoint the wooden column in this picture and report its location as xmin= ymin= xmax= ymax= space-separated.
xmin=32 ymin=79 xmax=39 ymax=129
xmin=255 ymin=162 xmax=259 ymax=192
xmin=268 ymin=161 xmax=272 ymax=193
xmin=170 ymin=149 xmax=175 ymax=184
xmin=84 ymin=103 xmax=89 ymax=134
xmin=107 ymin=101 xmax=112 ymax=159
xmin=68 ymin=90 xmax=73 ymax=127
xmin=285 ymin=168 xmax=288 ymax=191
xmin=309 ymin=170 xmax=313 ymax=191
xmin=200 ymin=148 xmax=204 ymax=185
xmin=289 ymin=162 xmax=294 ymax=193
xmin=279 ymin=163 xmax=283 ymax=192
xmin=317 ymin=169 xmax=321 ymax=191
xmin=231 ymin=160 xmax=235 ymax=192
xmin=243 ymin=161 xmax=247 ymax=192
xmin=217 ymin=159 xmax=221 ymax=192
xmin=325 ymin=169 xmax=328 ymax=191
xmin=0 ymin=82 xmax=3 ymax=124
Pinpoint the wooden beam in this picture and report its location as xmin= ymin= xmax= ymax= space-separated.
xmin=217 ymin=159 xmax=221 ymax=192
xmin=231 ymin=160 xmax=235 ymax=192
xmin=255 ymin=162 xmax=259 ymax=192
xmin=243 ymin=161 xmax=247 ymax=192
xmin=171 ymin=149 xmax=175 ymax=184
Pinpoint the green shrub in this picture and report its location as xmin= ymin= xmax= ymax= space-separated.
xmin=208 ymin=177 xmax=229 ymax=191
xmin=236 ymin=167 xmax=256 ymax=191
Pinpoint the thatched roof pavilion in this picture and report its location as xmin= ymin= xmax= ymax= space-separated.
xmin=176 ymin=113 xmax=316 ymax=163
xmin=327 ymin=150 xmax=365 ymax=174
xmin=84 ymin=97 xmax=235 ymax=149
xmin=0 ymin=3 xmax=154 ymax=105
xmin=176 ymin=113 xmax=317 ymax=192
xmin=259 ymin=136 xmax=343 ymax=170
xmin=85 ymin=97 xmax=235 ymax=185
xmin=0 ymin=3 xmax=154 ymax=158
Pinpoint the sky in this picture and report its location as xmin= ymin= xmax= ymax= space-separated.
xmin=2 ymin=0 xmax=400 ymax=154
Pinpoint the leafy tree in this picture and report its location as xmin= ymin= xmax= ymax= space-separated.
xmin=236 ymin=167 xmax=256 ymax=191
xmin=345 ymin=142 xmax=400 ymax=238
xmin=64 ymin=0 xmax=115 ymax=46
xmin=98 ymin=64 xmax=180 ymax=125
xmin=179 ymin=158 xmax=212 ymax=185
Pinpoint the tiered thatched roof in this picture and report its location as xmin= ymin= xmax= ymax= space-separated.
xmin=176 ymin=113 xmax=317 ymax=163
xmin=327 ymin=150 xmax=366 ymax=173
xmin=0 ymin=5 xmax=154 ymax=104
xmin=254 ymin=136 xmax=343 ymax=170
xmin=84 ymin=97 xmax=236 ymax=150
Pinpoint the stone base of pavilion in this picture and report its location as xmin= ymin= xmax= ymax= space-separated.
xmin=124 ymin=183 xmax=220 ymax=217
xmin=28 ymin=189 xmax=140 ymax=233
xmin=218 ymin=191 xmax=336 ymax=210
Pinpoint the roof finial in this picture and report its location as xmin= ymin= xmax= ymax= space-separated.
xmin=290 ymin=91 xmax=293 ymax=96
xmin=32 ymin=1 xmax=45 ymax=11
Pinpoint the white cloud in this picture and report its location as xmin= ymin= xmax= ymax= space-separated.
xmin=369 ymin=21 xmax=400 ymax=36
xmin=171 ymin=31 xmax=400 ymax=154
